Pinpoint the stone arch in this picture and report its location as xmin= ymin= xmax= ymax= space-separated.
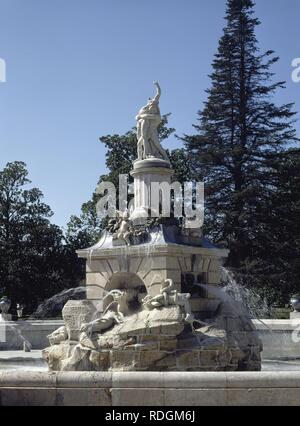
xmin=103 ymin=272 xmax=147 ymax=313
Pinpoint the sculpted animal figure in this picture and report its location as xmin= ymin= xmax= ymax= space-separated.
xmin=80 ymin=288 xmax=138 ymax=335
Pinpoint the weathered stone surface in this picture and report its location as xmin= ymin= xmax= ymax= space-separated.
xmin=45 ymin=300 xmax=262 ymax=372
xmin=3 ymin=371 xmax=300 ymax=406
xmin=62 ymin=300 xmax=96 ymax=341
xmin=159 ymin=338 xmax=177 ymax=351
xmin=103 ymin=305 xmax=184 ymax=339
xmin=47 ymin=326 xmax=67 ymax=346
xmin=176 ymin=350 xmax=200 ymax=369
xmin=139 ymin=350 xmax=169 ymax=369
xmin=110 ymin=350 xmax=139 ymax=371
xmin=89 ymin=350 xmax=109 ymax=371
xmin=43 ymin=341 xmax=75 ymax=371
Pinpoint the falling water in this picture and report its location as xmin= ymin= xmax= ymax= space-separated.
xmin=221 ymin=267 xmax=270 ymax=319
xmin=0 ymin=318 xmax=32 ymax=351
xmin=194 ymin=282 xmax=249 ymax=318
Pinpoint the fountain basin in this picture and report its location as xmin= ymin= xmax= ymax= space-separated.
xmin=0 ymin=350 xmax=47 ymax=372
xmin=253 ymin=319 xmax=300 ymax=359
xmin=0 ymin=320 xmax=64 ymax=350
xmin=1 ymin=371 xmax=300 ymax=406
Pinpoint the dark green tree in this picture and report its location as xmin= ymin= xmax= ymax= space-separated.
xmin=183 ymin=0 xmax=299 ymax=297
xmin=242 ymin=148 xmax=300 ymax=304
xmin=0 ymin=161 xmax=83 ymax=312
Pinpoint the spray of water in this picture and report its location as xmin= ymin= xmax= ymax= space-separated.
xmin=0 ymin=318 xmax=32 ymax=351
xmin=219 ymin=267 xmax=272 ymax=333
xmin=221 ymin=268 xmax=270 ymax=319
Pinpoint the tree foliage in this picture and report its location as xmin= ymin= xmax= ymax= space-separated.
xmin=0 ymin=162 xmax=84 ymax=312
xmin=182 ymin=0 xmax=299 ymax=302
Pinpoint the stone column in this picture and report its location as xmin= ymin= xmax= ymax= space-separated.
xmin=130 ymin=158 xmax=173 ymax=222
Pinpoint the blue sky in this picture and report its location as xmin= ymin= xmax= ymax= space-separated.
xmin=0 ymin=0 xmax=299 ymax=228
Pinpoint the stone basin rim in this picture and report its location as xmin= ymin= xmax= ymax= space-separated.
xmin=1 ymin=371 xmax=300 ymax=389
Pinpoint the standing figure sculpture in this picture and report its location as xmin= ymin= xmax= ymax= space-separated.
xmin=136 ymin=81 xmax=169 ymax=162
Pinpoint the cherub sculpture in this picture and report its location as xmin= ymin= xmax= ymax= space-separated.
xmin=108 ymin=210 xmax=133 ymax=245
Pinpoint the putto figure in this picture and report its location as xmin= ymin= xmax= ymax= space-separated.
xmin=136 ymin=81 xmax=169 ymax=162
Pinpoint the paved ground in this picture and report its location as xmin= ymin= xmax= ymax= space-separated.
xmin=0 ymin=349 xmax=43 ymax=360
xmin=262 ymin=359 xmax=300 ymax=371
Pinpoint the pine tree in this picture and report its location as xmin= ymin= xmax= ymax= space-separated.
xmin=183 ymin=0 xmax=298 ymax=285
xmin=246 ymin=148 xmax=300 ymax=304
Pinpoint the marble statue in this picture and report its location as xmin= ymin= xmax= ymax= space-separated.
xmin=136 ymin=81 xmax=169 ymax=162
xmin=80 ymin=309 xmax=123 ymax=335
xmin=80 ymin=289 xmax=137 ymax=335
xmin=107 ymin=210 xmax=149 ymax=245
xmin=142 ymin=279 xmax=205 ymax=331
xmin=113 ymin=210 xmax=132 ymax=245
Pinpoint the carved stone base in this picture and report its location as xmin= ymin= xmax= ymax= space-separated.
xmin=43 ymin=300 xmax=262 ymax=372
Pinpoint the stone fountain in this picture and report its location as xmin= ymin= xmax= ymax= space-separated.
xmin=0 ymin=296 xmax=32 ymax=351
xmin=43 ymin=83 xmax=262 ymax=372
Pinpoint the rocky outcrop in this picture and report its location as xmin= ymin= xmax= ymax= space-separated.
xmin=43 ymin=291 xmax=262 ymax=372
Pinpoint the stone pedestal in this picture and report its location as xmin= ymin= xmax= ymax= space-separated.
xmin=77 ymin=232 xmax=228 ymax=318
xmin=62 ymin=300 xmax=96 ymax=341
xmin=0 ymin=313 xmax=12 ymax=321
xmin=290 ymin=311 xmax=300 ymax=319
xmin=130 ymin=158 xmax=173 ymax=221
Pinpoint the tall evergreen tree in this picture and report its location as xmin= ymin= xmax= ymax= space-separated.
xmin=183 ymin=0 xmax=298 ymax=293
xmin=246 ymin=148 xmax=300 ymax=304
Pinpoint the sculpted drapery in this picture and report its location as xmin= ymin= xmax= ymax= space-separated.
xmin=136 ymin=81 xmax=169 ymax=162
